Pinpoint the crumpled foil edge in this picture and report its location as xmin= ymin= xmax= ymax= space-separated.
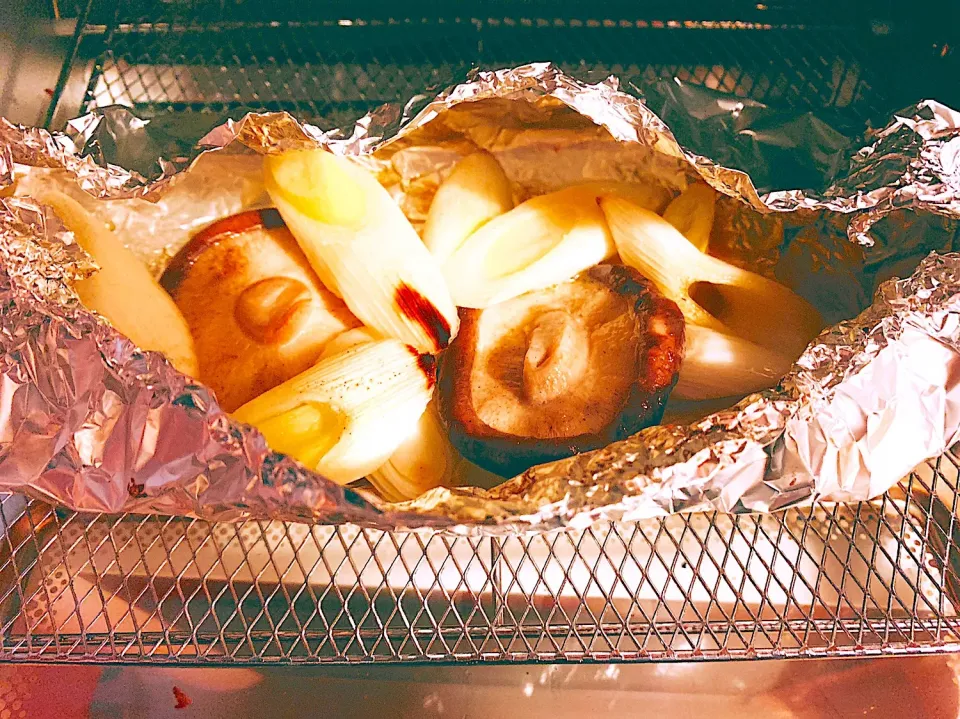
xmin=1 ymin=63 xmax=960 ymax=533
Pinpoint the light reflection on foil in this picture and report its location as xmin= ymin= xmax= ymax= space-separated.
xmin=0 ymin=64 xmax=959 ymax=532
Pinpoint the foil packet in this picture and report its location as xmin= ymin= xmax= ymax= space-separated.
xmin=2 ymin=63 xmax=960 ymax=533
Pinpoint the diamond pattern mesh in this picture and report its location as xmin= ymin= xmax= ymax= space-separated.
xmin=26 ymin=0 xmax=960 ymax=664
xmin=1 ymin=449 xmax=959 ymax=663
xmin=54 ymin=2 xmax=956 ymax=133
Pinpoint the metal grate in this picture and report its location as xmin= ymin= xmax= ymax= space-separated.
xmin=22 ymin=0 xmax=960 ymax=664
xmin=1 ymin=448 xmax=960 ymax=663
xmin=47 ymin=1 xmax=956 ymax=131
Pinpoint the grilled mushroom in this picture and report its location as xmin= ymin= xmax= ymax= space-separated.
xmin=161 ymin=209 xmax=360 ymax=412
xmin=439 ymin=264 xmax=685 ymax=476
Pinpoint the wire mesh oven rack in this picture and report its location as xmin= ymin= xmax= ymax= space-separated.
xmin=13 ymin=0 xmax=960 ymax=664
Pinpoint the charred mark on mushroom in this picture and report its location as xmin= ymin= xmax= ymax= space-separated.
xmin=161 ymin=209 xmax=289 ymax=295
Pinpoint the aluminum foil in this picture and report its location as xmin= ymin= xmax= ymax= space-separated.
xmin=2 ymin=63 xmax=960 ymax=532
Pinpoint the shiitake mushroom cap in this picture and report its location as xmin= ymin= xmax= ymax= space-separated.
xmin=161 ymin=209 xmax=359 ymax=412
xmin=438 ymin=264 xmax=685 ymax=477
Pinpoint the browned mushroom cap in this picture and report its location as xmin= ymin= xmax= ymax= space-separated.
xmin=161 ymin=209 xmax=360 ymax=412
xmin=438 ymin=264 xmax=685 ymax=477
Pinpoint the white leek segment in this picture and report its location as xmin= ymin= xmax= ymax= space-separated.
xmin=368 ymin=403 xmax=461 ymax=502
xmin=422 ymin=151 xmax=514 ymax=263
xmin=600 ymin=196 xmax=822 ymax=358
xmin=38 ymin=190 xmax=199 ymax=377
xmin=233 ymin=339 xmax=434 ymax=484
xmin=443 ymin=181 xmax=672 ymax=309
xmin=674 ymin=325 xmax=795 ymax=400
xmin=317 ymin=327 xmax=381 ymax=361
xmin=566 ymin=181 xmax=673 ymax=214
xmin=662 ymin=182 xmax=717 ymax=252
xmin=441 ymin=187 xmax=598 ymax=308
xmin=264 ymin=149 xmax=459 ymax=353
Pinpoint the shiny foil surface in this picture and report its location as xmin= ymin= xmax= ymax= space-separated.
xmin=2 ymin=63 xmax=960 ymax=532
